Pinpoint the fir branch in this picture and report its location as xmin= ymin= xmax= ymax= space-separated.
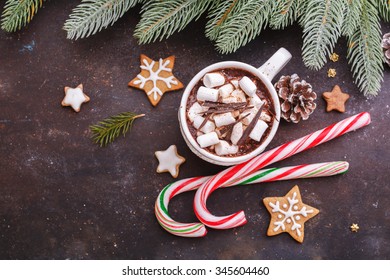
xmin=205 ymin=0 xmax=239 ymax=41
xmin=342 ymin=0 xmax=363 ymax=37
xmin=64 ymin=0 xmax=143 ymax=40
xmin=214 ymin=0 xmax=273 ymax=54
xmin=347 ymin=0 xmax=383 ymax=96
xmin=134 ymin=0 xmax=213 ymax=44
xmin=1 ymin=0 xmax=45 ymax=32
xmin=301 ymin=0 xmax=346 ymax=70
xmin=378 ymin=0 xmax=390 ymax=21
xmin=269 ymin=0 xmax=301 ymax=30
xmin=90 ymin=112 xmax=145 ymax=147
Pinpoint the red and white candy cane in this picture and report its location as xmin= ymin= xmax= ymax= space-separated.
xmin=194 ymin=112 xmax=371 ymax=229
xmin=156 ymin=161 xmax=349 ymax=237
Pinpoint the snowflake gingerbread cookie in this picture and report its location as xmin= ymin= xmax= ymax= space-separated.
xmin=128 ymin=54 xmax=184 ymax=107
xmin=263 ymin=185 xmax=319 ymax=243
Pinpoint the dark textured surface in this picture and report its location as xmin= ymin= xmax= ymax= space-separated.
xmin=0 ymin=1 xmax=389 ymax=260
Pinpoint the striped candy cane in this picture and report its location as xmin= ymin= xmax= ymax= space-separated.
xmin=156 ymin=161 xmax=349 ymax=237
xmin=193 ymin=112 xmax=371 ymax=229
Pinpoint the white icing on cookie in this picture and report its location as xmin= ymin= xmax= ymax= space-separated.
xmin=62 ymin=84 xmax=90 ymax=112
xmin=133 ymin=58 xmax=178 ymax=101
xmin=269 ymin=191 xmax=314 ymax=237
xmin=155 ymin=145 xmax=185 ymax=178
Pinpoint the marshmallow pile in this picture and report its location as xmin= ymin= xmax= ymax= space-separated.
xmin=187 ymin=71 xmax=273 ymax=156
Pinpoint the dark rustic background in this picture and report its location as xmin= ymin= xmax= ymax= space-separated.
xmin=0 ymin=1 xmax=389 ymax=259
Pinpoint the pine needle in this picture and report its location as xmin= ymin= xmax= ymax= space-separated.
xmin=64 ymin=0 xmax=143 ymax=40
xmin=342 ymin=0 xmax=363 ymax=37
xmin=347 ymin=0 xmax=384 ymax=96
xmin=214 ymin=0 xmax=273 ymax=54
xmin=205 ymin=0 xmax=239 ymax=41
xmin=1 ymin=0 xmax=45 ymax=32
xmin=134 ymin=0 xmax=213 ymax=44
xmin=90 ymin=112 xmax=145 ymax=147
xmin=301 ymin=0 xmax=346 ymax=70
xmin=269 ymin=0 xmax=301 ymax=29
xmin=378 ymin=0 xmax=390 ymax=21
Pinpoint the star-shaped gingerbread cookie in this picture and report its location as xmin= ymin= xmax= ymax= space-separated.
xmin=263 ymin=185 xmax=319 ymax=243
xmin=322 ymin=85 xmax=350 ymax=113
xmin=62 ymin=84 xmax=90 ymax=112
xmin=155 ymin=145 xmax=185 ymax=178
xmin=128 ymin=55 xmax=184 ymax=107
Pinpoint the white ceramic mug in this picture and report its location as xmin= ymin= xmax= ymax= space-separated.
xmin=179 ymin=48 xmax=292 ymax=166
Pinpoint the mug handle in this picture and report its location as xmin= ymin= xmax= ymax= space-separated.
xmin=258 ymin=47 xmax=292 ymax=81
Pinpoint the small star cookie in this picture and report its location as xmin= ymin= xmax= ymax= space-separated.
xmin=322 ymin=85 xmax=350 ymax=113
xmin=155 ymin=145 xmax=185 ymax=178
xmin=350 ymin=223 xmax=359 ymax=232
xmin=128 ymin=54 xmax=184 ymax=107
xmin=263 ymin=185 xmax=319 ymax=243
xmin=62 ymin=84 xmax=90 ymax=112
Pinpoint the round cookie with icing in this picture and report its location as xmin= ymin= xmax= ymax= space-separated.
xmin=128 ymin=54 xmax=184 ymax=107
xmin=263 ymin=185 xmax=319 ymax=243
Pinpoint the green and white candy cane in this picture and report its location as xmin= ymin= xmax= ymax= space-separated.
xmin=155 ymin=161 xmax=349 ymax=237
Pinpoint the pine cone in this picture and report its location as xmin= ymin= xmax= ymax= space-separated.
xmin=382 ymin=32 xmax=390 ymax=67
xmin=274 ymin=74 xmax=317 ymax=123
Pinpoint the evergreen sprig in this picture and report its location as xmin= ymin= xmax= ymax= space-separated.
xmin=134 ymin=0 xmax=213 ymax=44
xmin=90 ymin=112 xmax=145 ymax=147
xmin=378 ymin=0 xmax=390 ymax=21
xmin=213 ymin=0 xmax=273 ymax=54
xmin=347 ymin=0 xmax=384 ymax=96
xmin=269 ymin=0 xmax=301 ymax=30
xmin=205 ymin=0 xmax=238 ymax=41
xmin=1 ymin=0 xmax=45 ymax=32
xmin=64 ymin=0 xmax=143 ymax=40
xmin=343 ymin=0 xmax=363 ymax=37
xmin=301 ymin=0 xmax=346 ymax=70
xmin=1 ymin=0 xmax=388 ymax=96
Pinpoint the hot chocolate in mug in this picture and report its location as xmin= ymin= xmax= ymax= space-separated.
xmin=179 ymin=48 xmax=292 ymax=166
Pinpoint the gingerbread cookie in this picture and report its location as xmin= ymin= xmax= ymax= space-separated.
xmin=128 ymin=55 xmax=184 ymax=107
xmin=62 ymin=84 xmax=90 ymax=112
xmin=263 ymin=185 xmax=319 ymax=243
xmin=322 ymin=85 xmax=350 ymax=113
xmin=155 ymin=145 xmax=185 ymax=178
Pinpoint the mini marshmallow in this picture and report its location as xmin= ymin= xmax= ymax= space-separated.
xmin=197 ymin=86 xmax=219 ymax=102
xmin=201 ymin=121 xmax=215 ymax=133
xmin=230 ymin=79 xmax=239 ymax=89
xmin=187 ymin=102 xmax=203 ymax=122
xmin=231 ymin=122 xmax=243 ymax=145
xmin=239 ymin=76 xmax=257 ymax=97
xmin=193 ymin=115 xmax=205 ymax=129
xmin=260 ymin=111 xmax=272 ymax=122
xmin=222 ymin=96 xmax=239 ymax=104
xmin=249 ymin=120 xmax=268 ymax=142
xmin=193 ymin=115 xmax=216 ymax=134
xmin=213 ymin=112 xmax=236 ymax=127
xmin=218 ymin=84 xmax=234 ymax=98
xmin=215 ymin=140 xmax=239 ymax=156
xmin=249 ymin=94 xmax=264 ymax=109
xmin=203 ymin=72 xmax=225 ymax=88
xmin=231 ymin=89 xmax=247 ymax=102
xmin=197 ymin=132 xmax=220 ymax=148
xmin=240 ymin=107 xmax=259 ymax=125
